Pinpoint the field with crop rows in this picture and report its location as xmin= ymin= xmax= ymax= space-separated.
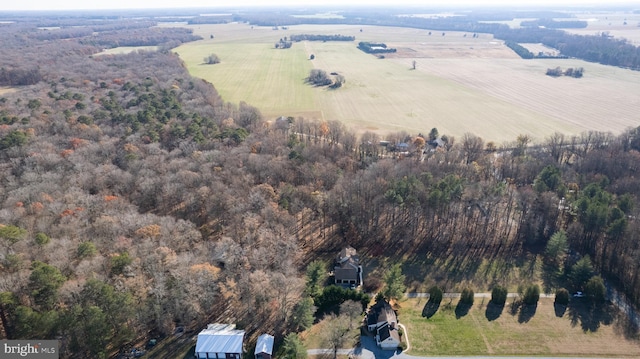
xmin=173 ymin=22 xmax=640 ymax=143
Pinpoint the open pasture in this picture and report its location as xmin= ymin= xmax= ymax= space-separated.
xmin=175 ymin=23 xmax=640 ymax=143
xmin=401 ymin=297 xmax=640 ymax=357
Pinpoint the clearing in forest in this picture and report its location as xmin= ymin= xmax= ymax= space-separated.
xmin=0 ymin=87 xmax=16 ymax=95
xmin=94 ymin=46 xmax=160 ymax=56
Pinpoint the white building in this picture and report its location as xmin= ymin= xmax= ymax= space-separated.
xmin=195 ymin=323 xmax=245 ymax=359
xmin=254 ymin=333 xmax=274 ymax=359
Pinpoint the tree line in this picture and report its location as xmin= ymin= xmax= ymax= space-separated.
xmin=357 ymin=42 xmax=397 ymax=54
xmin=520 ymin=18 xmax=588 ymax=29
xmin=289 ymin=34 xmax=355 ymax=42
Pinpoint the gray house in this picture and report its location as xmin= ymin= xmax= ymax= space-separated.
xmin=333 ymin=246 xmax=363 ymax=288
xmin=367 ymin=300 xmax=401 ymax=350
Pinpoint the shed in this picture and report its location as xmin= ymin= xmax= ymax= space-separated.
xmin=254 ymin=333 xmax=274 ymax=359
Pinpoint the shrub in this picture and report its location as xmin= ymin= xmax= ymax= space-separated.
xmin=428 ymin=286 xmax=443 ymax=305
xmin=460 ymin=287 xmax=474 ymax=305
xmin=34 ymin=232 xmax=50 ymax=246
xmin=523 ymin=284 xmax=540 ymax=305
xmin=491 ymin=285 xmax=508 ymax=305
xmin=584 ymin=276 xmax=606 ymax=303
xmin=0 ymin=225 xmax=27 ymax=244
xmin=77 ymin=242 xmax=97 ymax=259
xmin=111 ymin=252 xmax=133 ymax=276
xmin=555 ymin=288 xmax=570 ymax=305
xmin=307 ymin=69 xmax=331 ymax=86
xmin=204 ymin=54 xmax=220 ymax=64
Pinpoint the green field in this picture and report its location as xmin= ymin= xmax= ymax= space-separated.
xmin=401 ymin=297 xmax=640 ymax=357
xmin=172 ymin=23 xmax=640 ymax=143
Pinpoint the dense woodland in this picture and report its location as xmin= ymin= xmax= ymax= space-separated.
xmin=0 ymin=11 xmax=640 ymax=358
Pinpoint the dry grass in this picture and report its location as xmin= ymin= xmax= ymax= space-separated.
xmin=0 ymin=87 xmax=16 ymax=95
xmin=174 ymin=22 xmax=640 ymax=143
xmin=520 ymin=43 xmax=561 ymax=56
xmin=400 ymin=297 xmax=640 ymax=357
xmin=94 ymin=46 xmax=159 ymax=56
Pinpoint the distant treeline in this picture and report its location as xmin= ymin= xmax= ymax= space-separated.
xmin=505 ymin=41 xmax=534 ymax=59
xmin=290 ymin=34 xmax=355 ymax=42
xmin=505 ymin=41 xmax=569 ymax=59
xmin=520 ymin=18 xmax=588 ymax=29
xmin=496 ymin=27 xmax=640 ymax=69
xmin=186 ymin=15 xmax=236 ymax=24
xmin=357 ymin=42 xmax=396 ymax=54
xmin=79 ymin=27 xmax=201 ymax=48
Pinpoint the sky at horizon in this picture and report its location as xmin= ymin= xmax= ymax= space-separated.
xmin=2 ymin=0 xmax=639 ymax=12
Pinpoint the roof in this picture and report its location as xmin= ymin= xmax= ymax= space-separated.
xmin=254 ymin=334 xmax=274 ymax=355
xmin=334 ymin=267 xmax=359 ymax=281
xmin=195 ymin=324 xmax=245 ymax=355
xmin=368 ymin=300 xmax=397 ymax=326
xmin=339 ymin=246 xmax=357 ymax=262
xmin=378 ymin=323 xmax=400 ymax=343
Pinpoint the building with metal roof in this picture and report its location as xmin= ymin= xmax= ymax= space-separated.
xmin=254 ymin=333 xmax=274 ymax=359
xmin=195 ymin=323 xmax=245 ymax=359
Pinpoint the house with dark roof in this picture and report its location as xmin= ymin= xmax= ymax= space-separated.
xmin=195 ymin=323 xmax=245 ymax=359
xmin=376 ymin=322 xmax=401 ymax=349
xmin=254 ymin=334 xmax=274 ymax=359
xmin=366 ymin=300 xmax=397 ymax=332
xmin=333 ymin=246 xmax=363 ymax=288
xmin=367 ymin=300 xmax=401 ymax=350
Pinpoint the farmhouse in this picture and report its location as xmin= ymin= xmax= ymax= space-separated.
xmin=333 ymin=246 xmax=363 ymax=287
xmin=254 ymin=334 xmax=274 ymax=359
xmin=195 ymin=323 xmax=245 ymax=359
xmin=367 ymin=300 xmax=401 ymax=350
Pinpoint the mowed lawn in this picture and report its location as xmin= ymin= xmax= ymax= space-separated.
xmin=172 ymin=23 xmax=640 ymax=143
xmin=401 ymin=297 xmax=640 ymax=357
